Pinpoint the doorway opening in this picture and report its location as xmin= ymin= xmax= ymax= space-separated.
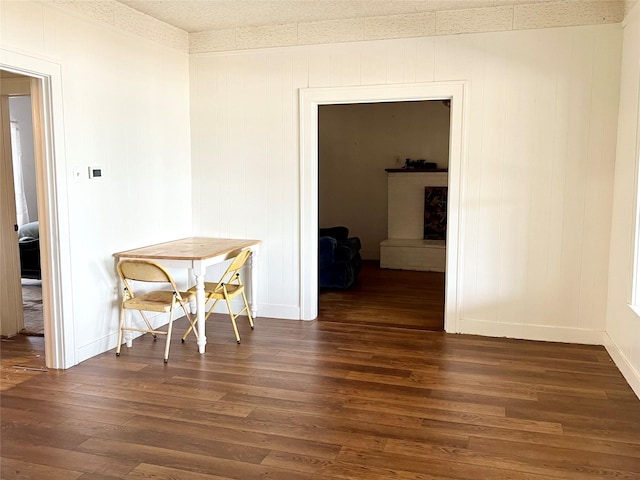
xmin=317 ymin=100 xmax=450 ymax=330
xmin=12 ymin=94 xmax=44 ymax=337
xmin=300 ymin=82 xmax=467 ymax=334
xmin=0 ymin=70 xmax=44 ymax=371
xmin=1 ymin=49 xmax=73 ymax=370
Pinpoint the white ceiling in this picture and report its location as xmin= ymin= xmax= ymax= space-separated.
xmin=117 ymin=0 xmax=556 ymax=33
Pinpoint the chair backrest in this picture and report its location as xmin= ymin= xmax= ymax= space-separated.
xmin=118 ymin=259 xmax=172 ymax=283
xmin=217 ymin=249 xmax=251 ymax=288
xmin=117 ymin=259 xmax=184 ymax=299
xmin=228 ymin=248 xmax=251 ymax=271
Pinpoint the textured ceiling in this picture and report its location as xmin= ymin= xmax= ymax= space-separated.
xmin=118 ymin=0 xmax=555 ymax=33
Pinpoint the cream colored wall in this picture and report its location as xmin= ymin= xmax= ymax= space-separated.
xmin=318 ymin=101 xmax=450 ymax=260
xmin=0 ymin=1 xmax=192 ymax=365
xmin=191 ymin=24 xmax=621 ymax=337
xmin=606 ymin=4 xmax=640 ymax=397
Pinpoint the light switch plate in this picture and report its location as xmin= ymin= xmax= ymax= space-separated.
xmin=72 ymin=166 xmax=82 ymax=182
xmin=88 ymin=166 xmax=104 ymax=179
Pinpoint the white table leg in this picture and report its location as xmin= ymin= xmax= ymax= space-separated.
xmin=194 ymin=271 xmax=207 ymax=353
xmin=122 ymin=282 xmax=133 ymax=348
xmin=125 ymin=312 xmax=133 ymax=348
xmin=249 ymin=246 xmax=259 ymax=318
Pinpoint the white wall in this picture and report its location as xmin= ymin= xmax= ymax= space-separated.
xmin=0 ymin=1 xmax=192 ymax=365
xmin=318 ymin=101 xmax=450 ymax=259
xmin=191 ymin=24 xmax=621 ymax=339
xmin=606 ymin=5 xmax=640 ymax=397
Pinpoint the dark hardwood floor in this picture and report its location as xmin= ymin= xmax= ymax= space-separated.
xmin=1 ymin=266 xmax=639 ymax=479
xmin=320 ymin=260 xmax=445 ymax=331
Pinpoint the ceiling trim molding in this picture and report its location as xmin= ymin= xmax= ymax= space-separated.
xmin=49 ymin=1 xmax=625 ymax=55
xmin=51 ymin=0 xmax=189 ymax=53
xmin=190 ymin=1 xmax=624 ymax=54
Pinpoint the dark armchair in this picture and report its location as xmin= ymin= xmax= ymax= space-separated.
xmin=319 ymin=226 xmax=362 ymax=289
xmin=18 ymin=221 xmax=41 ymax=280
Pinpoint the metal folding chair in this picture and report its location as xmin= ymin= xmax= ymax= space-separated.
xmin=183 ymin=249 xmax=254 ymax=344
xmin=117 ymin=259 xmax=196 ymax=362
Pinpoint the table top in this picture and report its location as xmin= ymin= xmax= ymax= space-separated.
xmin=113 ymin=237 xmax=261 ymax=261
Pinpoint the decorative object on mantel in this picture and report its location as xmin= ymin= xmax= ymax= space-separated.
xmin=385 ymin=167 xmax=448 ymax=173
xmin=404 ymin=158 xmax=437 ymax=169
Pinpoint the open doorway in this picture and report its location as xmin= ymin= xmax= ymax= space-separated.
xmin=1 ymin=70 xmax=44 ymax=350
xmin=317 ymin=100 xmax=450 ymax=330
xmin=299 ymin=81 xmax=467 ymax=332
xmin=1 ymin=50 xmax=74 ymax=370
xmin=11 ymin=92 xmax=44 ymax=337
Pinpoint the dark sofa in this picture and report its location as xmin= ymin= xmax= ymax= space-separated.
xmin=319 ymin=226 xmax=362 ymax=289
xmin=18 ymin=221 xmax=41 ymax=280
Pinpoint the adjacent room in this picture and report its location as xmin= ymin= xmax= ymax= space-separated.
xmin=318 ymin=100 xmax=450 ymax=330
xmin=0 ymin=70 xmax=44 ymax=340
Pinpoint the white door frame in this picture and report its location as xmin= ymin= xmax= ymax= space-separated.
xmin=1 ymin=49 xmax=75 ymax=369
xmin=299 ymin=82 xmax=468 ymax=332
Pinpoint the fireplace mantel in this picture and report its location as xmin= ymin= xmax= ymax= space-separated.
xmin=381 ymin=170 xmax=448 ymax=272
xmin=386 ymin=171 xmax=448 ymax=240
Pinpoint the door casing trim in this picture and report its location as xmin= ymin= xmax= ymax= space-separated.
xmin=299 ymin=82 xmax=468 ymax=332
xmin=1 ymin=49 xmax=75 ymax=369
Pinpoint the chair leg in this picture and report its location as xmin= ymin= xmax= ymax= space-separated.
xmin=241 ymin=291 xmax=254 ymax=330
xmin=182 ymin=298 xmax=219 ymax=342
xmin=139 ymin=311 xmax=157 ymax=340
xmin=181 ymin=319 xmax=195 ymax=342
xmin=116 ymin=307 xmax=125 ymax=356
xmin=224 ymin=295 xmax=241 ymax=343
xmin=179 ymin=299 xmax=199 ymax=343
xmin=125 ymin=310 xmax=133 ymax=348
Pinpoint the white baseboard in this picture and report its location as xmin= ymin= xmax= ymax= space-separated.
xmin=603 ymin=333 xmax=640 ymax=400
xmin=76 ymin=331 xmax=119 ymax=364
xmin=459 ymin=317 xmax=640 ymax=400
xmin=252 ymin=304 xmax=301 ymax=320
xmin=208 ymin=300 xmax=301 ymax=320
xmin=457 ymin=317 xmax=606 ymax=345
xmin=76 ymin=312 xmax=169 ymax=365
xmin=76 ymin=303 xmax=303 ymax=364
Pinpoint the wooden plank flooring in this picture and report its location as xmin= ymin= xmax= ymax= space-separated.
xmin=0 ymin=335 xmax=46 ymax=391
xmin=319 ymin=260 xmax=445 ymax=331
xmin=2 ymin=268 xmax=640 ymax=479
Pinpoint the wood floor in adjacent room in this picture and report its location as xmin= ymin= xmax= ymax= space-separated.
xmin=319 ymin=260 xmax=445 ymax=331
xmin=2 ymin=273 xmax=640 ymax=479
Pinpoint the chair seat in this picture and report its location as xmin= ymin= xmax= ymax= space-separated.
xmin=124 ymin=290 xmax=195 ymax=312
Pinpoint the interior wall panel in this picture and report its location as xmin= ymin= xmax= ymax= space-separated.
xmin=606 ymin=5 xmax=640 ymax=397
xmin=1 ymin=1 xmax=192 ymax=365
xmin=191 ymin=24 xmax=621 ymax=335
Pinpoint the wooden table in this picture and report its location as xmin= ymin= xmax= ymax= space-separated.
xmin=114 ymin=237 xmax=261 ymax=353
